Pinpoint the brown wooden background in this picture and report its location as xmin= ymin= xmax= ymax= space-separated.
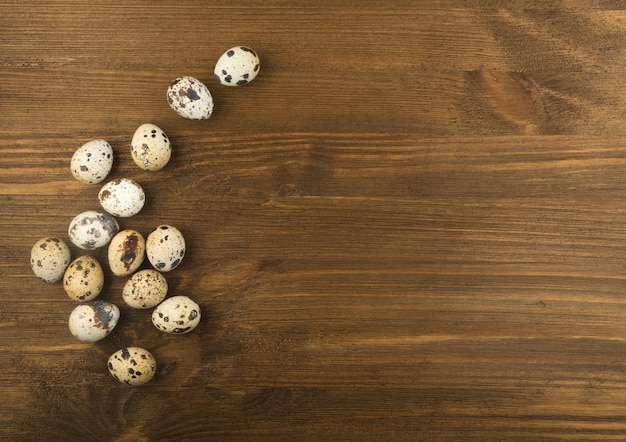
xmin=4 ymin=1 xmax=626 ymax=440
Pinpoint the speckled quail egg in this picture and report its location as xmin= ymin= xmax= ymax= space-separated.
xmin=108 ymin=347 xmax=157 ymax=385
xmin=146 ymin=225 xmax=185 ymax=272
xmin=68 ymin=300 xmax=120 ymax=342
xmin=30 ymin=237 xmax=72 ymax=283
xmin=63 ymin=255 xmax=104 ymax=301
xmin=70 ymin=140 xmax=114 ymax=184
xmin=130 ymin=123 xmax=171 ymax=171
xmin=214 ymin=46 xmax=260 ymax=86
xmin=122 ymin=269 xmax=168 ymax=309
xmin=107 ymin=229 xmax=146 ymax=277
xmin=98 ymin=178 xmax=145 ymax=218
xmin=152 ymin=295 xmax=201 ymax=334
xmin=166 ymin=76 xmax=214 ymax=119
xmin=68 ymin=210 xmax=119 ymax=250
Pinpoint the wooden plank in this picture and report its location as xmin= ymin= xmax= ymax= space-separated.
xmin=4 ymin=1 xmax=626 ymax=440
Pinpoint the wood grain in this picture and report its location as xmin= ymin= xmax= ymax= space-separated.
xmin=4 ymin=1 xmax=626 ymax=440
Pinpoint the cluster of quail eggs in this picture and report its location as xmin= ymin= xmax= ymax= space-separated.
xmin=32 ymin=128 xmax=197 ymax=386
xmin=29 ymin=45 xmax=260 ymax=386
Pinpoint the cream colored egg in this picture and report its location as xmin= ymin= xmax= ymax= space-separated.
xmin=68 ymin=300 xmax=119 ymax=342
xmin=30 ymin=237 xmax=71 ymax=283
xmin=166 ymin=76 xmax=213 ymax=120
xmin=130 ymin=123 xmax=171 ymax=171
xmin=63 ymin=255 xmax=104 ymax=301
xmin=146 ymin=225 xmax=185 ymax=272
xmin=122 ymin=269 xmax=168 ymax=309
xmin=107 ymin=229 xmax=145 ymax=277
xmin=152 ymin=295 xmax=200 ymax=334
xmin=98 ymin=178 xmax=145 ymax=218
xmin=70 ymin=139 xmax=113 ymax=184
xmin=107 ymin=347 xmax=157 ymax=385
xmin=68 ymin=210 xmax=119 ymax=250
xmin=214 ymin=46 xmax=260 ymax=86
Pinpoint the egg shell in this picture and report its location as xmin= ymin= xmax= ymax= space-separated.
xmin=63 ymin=255 xmax=104 ymax=301
xmin=108 ymin=347 xmax=157 ymax=385
xmin=30 ymin=237 xmax=72 ymax=283
xmin=122 ymin=269 xmax=168 ymax=309
xmin=131 ymin=123 xmax=171 ymax=171
xmin=152 ymin=295 xmax=201 ymax=334
xmin=68 ymin=300 xmax=120 ymax=342
xmin=107 ymin=229 xmax=146 ymax=277
xmin=99 ymin=178 xmax=145 ymax=218
xmin=166 ymin=76 xmax=214 ymax=120
xmin=214 ymin=46 xmax=260 ymax=86
xmin=70 ymin=140 xmax=114 ymax=184
xmin=146 ymin=225 xmax=186 ymax=272
xmin=68 ymin=210 xmax=119 ymax=250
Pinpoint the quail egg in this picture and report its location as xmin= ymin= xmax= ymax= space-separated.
xmin=152 ymin=295 xmax=201 ymax=334
xmin=30 ymin=237 xmax=72 ymax=283
xmin=166 ymin=76 xmax=214 ymax=120
xmin=68 ymin=210 xmax=119 ymax=250
xmin=122 ymin=269 xmax=168 ymax=309
xmin=108 ymin=229 xmax=146 ymax=277
xmin=70 ymin=140 xmax=114 ymax=184
xmin=98 ymin=178 xmax=145 ymax=218
xmin=130 ymin=123 xmax=171 ymax=171
xmin=214 ymin=46 xmax=260 ymax=86
xmin=68 ymin=300 xmax=120 ymax=342
xmin=63 ymin=255 xmax=104 ymax=301
xmin=146 ymin=225 xmax=185 ymax=272
xmin=108 ymin=347 xmax=157 ymax=385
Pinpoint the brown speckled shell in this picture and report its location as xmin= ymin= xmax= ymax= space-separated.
xmin=108 ymin=347 xmax=157 ymax=385
xmin=98 ymin=178 xmax=145 ymax=218
xmin=152 ymin=295 xmax=201 ymax=334
xmin=166 ymin=76 xmax=214 ymax=120
xmin=122 ymin=269 xmax=168 ymax=309
xmin=63 ymin=255 xmax=104 ymax=301
xmin=68 ymin=211 xmax=119 ymax=250
xmin=146 ymin=225 xmax=186 ymax=272
xmin=68 ymin=300 xmax=120 ymax=343
xmin=107 ymin=229 xmax=146 ymax=277
xmin=30 ymin=237 xmax=72 ymax=283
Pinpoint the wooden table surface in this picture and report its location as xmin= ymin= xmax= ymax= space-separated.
xmin=4 ymin=1 xmax=626 ymax=440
